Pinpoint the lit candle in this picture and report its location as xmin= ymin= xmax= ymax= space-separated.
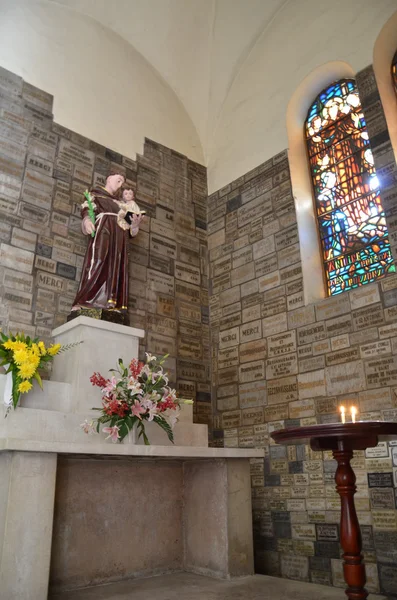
xmin=340 ymin=405 xmax=346 ymax=424
xmin=351 ymin=406 xmax=357 ymax=424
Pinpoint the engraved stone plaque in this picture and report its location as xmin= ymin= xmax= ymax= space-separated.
xmin=239 ymin=380 xmax=267 ymax=409
xmin=287 ymin=304 xmax=315 ymax=329
xmin=219 ymin=327 xmax=239 ymax=349
xmin=0 ymin=243 xmax=34 ymax=274
xmin=373 ymin=530 xmax=397 ymax=563
xmin=289 ymin=399 xmax=315 ymax=419
xmin=367 ymin=472 xmax=393 ymax=488
xmin=298 ymin=370 xmax=326 ymax=399
xmin=280 ymin=555 xmax=309 ymax=581
xmin=297 ymin=322 xmax=326 ymax=346
xmin=255 ymin=253 xmax=278 ymax=279
xmin=364 ymin=356 xmax=397 ymax=388
xmin=240 ymin=319 xmax=262 ymax=343
xmin=370 ymin=488 xmax=395 ymax=509
xmin=326 ymin=361 xmax=366 ymax=395
xmin=372 ymin=510 xmax=397 ymax=530
xmin=379 ymin=563 xmax=397 ymax=595
xmin=242 ymin=407 xmax=264 ymax=426
xmin=275 ymin=225 xmax=299 ymax=252
xmin=268 ymin=331 xmax=297 ymax=357
xmin=239 ymin=360 xmax=265 ymax=383
xmin=352 ymin=303 xmax=384 ymax=331
xmin=326 ymin=347 xmax=360 ymax=366
xmin=258 ymin=270 xmax=281 ymax=292
xmin=36 ymin=271 xmax=66 ymax=293
xmin=240 ymin=339 xmax=267 ymax=364
xmin=267 ymin=376 xmax=298 ymax=405
xmin=349 ymin=285 xmax=380 ymax=310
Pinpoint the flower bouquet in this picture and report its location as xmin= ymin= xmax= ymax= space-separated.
xmin=0 ymin=332 xmax=66 ymax=413
xmin=84 ymin=353 xmax=193 ymax=444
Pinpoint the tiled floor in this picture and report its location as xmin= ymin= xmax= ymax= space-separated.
xmin=49 ymin=572 xmax=387 ymax=600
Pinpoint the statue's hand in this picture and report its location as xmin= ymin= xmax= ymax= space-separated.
xmin=82 ymin=217 xmax=95 ymax=235
xmin=131 ymin=213 xmax=143 ymax=227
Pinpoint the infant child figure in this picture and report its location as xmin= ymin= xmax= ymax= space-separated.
xmin=116 ymin=188 xmax=144 ymax=235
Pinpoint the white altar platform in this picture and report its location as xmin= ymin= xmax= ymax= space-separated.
xmin=0 ymin=316 xmax=263 ymax=600
xmin=0 ymin=438 xmax=263 ymax=599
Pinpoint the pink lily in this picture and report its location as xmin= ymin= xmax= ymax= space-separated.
xmin=80 ymin=419 xmax=95 ymax=434
xmin=103 ymin=376 xmax=117 ymax=394
xmin=131 ymin=399 xmax=146 ymax=420
xmin=103 ymin=425 xmax=120 ymax=442
xmin=127 ymin=377 xmax=142 ymax=394
xmin=142 ymin=400 xmax=158 ymax=422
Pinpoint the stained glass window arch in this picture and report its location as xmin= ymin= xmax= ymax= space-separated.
xmin=305 ymin=78 xmax=395 ymax=296
xmin=392 ymin=49 xmax=397 ymax=90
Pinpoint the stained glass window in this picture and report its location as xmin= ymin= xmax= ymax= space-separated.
xmin=393 ymin=50 xmax=397 ymax=90
xmin=306 ymin=79 xmax=395 ymax=296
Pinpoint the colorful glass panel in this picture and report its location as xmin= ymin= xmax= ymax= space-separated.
xmin=306 ymin=79 xmax=394 ymax=296
xmin=393 ymin=50 xmax=397 ymax=90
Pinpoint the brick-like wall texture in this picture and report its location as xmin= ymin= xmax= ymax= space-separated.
xmin=0 ymin=65 xmax=211 ymax=425
xmin=209 ymin=65 xmax=397 ymax=597
xmin=2 ymin=61 xmax=397 ymax=596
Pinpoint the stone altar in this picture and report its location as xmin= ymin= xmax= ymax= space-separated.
xmin=0 ymin=441 xmax=262 ymax=599
xmin=0 ymin=316 xmax=262 ymax=599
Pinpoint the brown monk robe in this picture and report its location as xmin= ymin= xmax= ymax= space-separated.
xmin=72 ymin=174 xmax=143 ymax=312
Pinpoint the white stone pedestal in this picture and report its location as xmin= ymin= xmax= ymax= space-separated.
xmin=0 ymin=314 xmax=208 ymax=448
xmin=0 ymin=451 xmax=57 ymax=600
xmin=51 ymin=316 xmax=144 ymax=413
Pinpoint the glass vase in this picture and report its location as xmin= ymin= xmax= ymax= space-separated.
xmin=3 ymin=364 xmax=13 ymax=407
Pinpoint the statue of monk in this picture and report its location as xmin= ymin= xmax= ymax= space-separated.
xmin=72 ymin=172 xmax=144 ymax=313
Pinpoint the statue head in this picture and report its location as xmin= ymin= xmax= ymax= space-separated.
xmin=122 ymin=188 xmax=135 ymax=202
xmin=106 ymin=172 xmax=125 ymax=195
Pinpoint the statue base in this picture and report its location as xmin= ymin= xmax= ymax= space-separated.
xmin=51 ymin=316 xmax=144 ymax=413
xmin=67 ymin=308 xmax=129 ymax=326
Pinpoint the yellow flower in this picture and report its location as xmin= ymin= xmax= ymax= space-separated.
xmin=18 ymin=362 xmax=37 ymax=380
xmin=47 ymin=344 xmax=61 ymax=356
xmin=3 ymin=339 xmax=16 ymax=350
xmin=31 ymin=343 xmax=40 ymax=356
xmin=26 ymin=352 xmax=40 ymax=369
xmin=38 ymin=341 xmax=46 ymax=355
xmin=13 ymin=341 xmax=28 ymax=351
xmin=18 ymin=380 xmax=32 ymax=394
xmin=13 ymin=349 xmax=29 ymax=365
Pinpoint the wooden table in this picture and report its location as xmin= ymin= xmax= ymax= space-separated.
xmin=271 ymin=422 xmax=397 ymax=600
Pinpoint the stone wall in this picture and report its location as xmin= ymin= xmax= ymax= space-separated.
xmin=208 ymin=65 xmax=397 ymax=597
xmin=0 ymin=65 xmax=211 ymax=426
xmin=3 ymin=57 xmax=397 ymax=596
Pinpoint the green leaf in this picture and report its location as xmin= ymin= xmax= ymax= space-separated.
xmin=33 ymin=371 xmax=43 ymax=389
xmin=137 ymin=420 xmax=150 ymax=445
xmin=118 ymin=420 xmax=128 ymax=441
xmin=11 ymin=372 xmax=21 ymax=410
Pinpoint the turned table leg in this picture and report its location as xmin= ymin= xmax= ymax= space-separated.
xmin=333 ymin=447 xmax=368 ymax=600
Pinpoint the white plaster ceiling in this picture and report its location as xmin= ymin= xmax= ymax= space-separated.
xmin=49 ymin=0 xmax=288 ymax=160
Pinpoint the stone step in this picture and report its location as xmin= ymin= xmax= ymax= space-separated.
xmin=0 ymin=406 xmax=207 ymax=447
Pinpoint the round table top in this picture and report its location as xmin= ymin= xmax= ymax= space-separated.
xmin=271 ymin=421 xmax=397 ymax=445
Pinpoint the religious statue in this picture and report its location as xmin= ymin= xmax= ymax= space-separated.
xmin=70 ymin=172 xmax=144 ymax=322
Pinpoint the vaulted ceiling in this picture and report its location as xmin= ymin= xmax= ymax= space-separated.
xmin=49 ymin=0 xmax=288 ymax=160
